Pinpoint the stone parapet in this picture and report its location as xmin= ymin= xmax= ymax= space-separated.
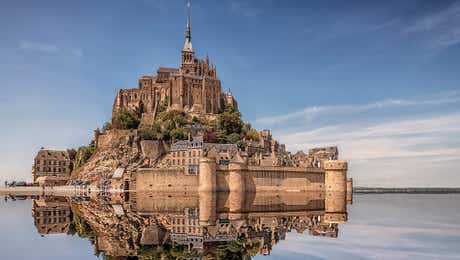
xmin=323 ymin=160 xmax=348 ymax=171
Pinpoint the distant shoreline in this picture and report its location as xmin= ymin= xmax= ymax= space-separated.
xmin=354 ymin=187 xmax=460 ymax=194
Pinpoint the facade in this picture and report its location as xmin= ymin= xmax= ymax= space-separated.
xmin=32 ymin=148 xmax=73 ymax=185
xmin=32 ymin=197 xmax=72 ymax=236
xmin=158 ymin=137 xmax=238 ymax=175
xmin=111 ymin=5 xmax=237 ymax=126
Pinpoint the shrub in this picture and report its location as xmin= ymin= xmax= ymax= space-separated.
xmin=139 ymin=122 xmax=163 ymax=140
xmin=226 ymin=133 xmax=242 ymax=144
xmin=102 ymin=121 xmax=112 ymax=132
xmin=73 ymin=141 xmax=96 ymax=170
xmin=112 ymin=108 xmax=140 ymax=130
xmin=169 ymin=127 xmax=190 ymax=141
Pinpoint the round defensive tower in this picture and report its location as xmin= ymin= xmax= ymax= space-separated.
xmin=323 ymin=160 xmax=348 ymax=223
xmin=228 ymin=158 xmax=247 ymax=193
xmin=346 ymin=178 xmax=353 ymax=203
xmin=199 ymin=191 xmax=217 ymax=226
xmin=227 ymin=156 xmax=247 ymax=220
xmin=323 ymin=160 xmax=348 ymax=192
xmin=199 ymin=156 xmax=216 ymax=192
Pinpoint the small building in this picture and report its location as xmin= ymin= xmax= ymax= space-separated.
xmin=161 ymin=138 xmax=238 ymax=175
xmin=32 ymin=197 xmax=72 ymax=236
xmin=32 ymin=148 xmax=73 ymax=184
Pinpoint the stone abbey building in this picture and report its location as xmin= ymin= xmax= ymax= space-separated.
xmin=112 ymin=5 xmax=236 ymax=126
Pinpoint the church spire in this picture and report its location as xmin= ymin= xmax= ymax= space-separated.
xmin=183 ymin=0 xmax=193 ymax=52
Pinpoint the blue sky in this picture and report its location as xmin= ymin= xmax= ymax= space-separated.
xmin=0 ymin=0 xmax=459 ymax=186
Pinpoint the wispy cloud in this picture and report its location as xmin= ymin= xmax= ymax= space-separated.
xmin=19 ymin=41 xmax=83 ymax=58
xmin=255 ymin=90 xmax=460 ymax=126
xmin=20 ymin=41 xmax=60 ymax=53
xmin=255 ymin=91 xmax=460 ymax=187
xmin=280 ymin=113 xmax=460 ymax=161
xmin=404 ymin=1 xmax=460 ymax=50
xmin=279 ymin=222 xmax=460 ymax=259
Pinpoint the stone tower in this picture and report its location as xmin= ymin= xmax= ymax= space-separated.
xmin=323 ymin=160 xmax=348 ymax=223
xmin=198 ymin=147 xmax=217 ymax=192
xmin=181 ymin=0 xmax=195 ymax=74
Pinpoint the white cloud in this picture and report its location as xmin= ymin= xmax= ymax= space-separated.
xmin=280 ymin=113 xmax=460 ymax=160
xmin=404 ymin=1 xmax=460 ymax=49
xmin=20 ymin=41 xmax=60 ymax=53
xmin=256 ymin=90 xmax=460 ymax=126
xmin=19 ymin=41 xmax=84 ymax=58
xmin=255 ymin=91 xmax=460 ymax=187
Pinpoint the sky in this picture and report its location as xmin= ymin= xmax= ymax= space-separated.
xmin=0 ymin=0 xmax=459 ymax=187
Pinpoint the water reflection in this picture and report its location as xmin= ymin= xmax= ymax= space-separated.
xmin=29 ymin=191 xmax=349 ymax=259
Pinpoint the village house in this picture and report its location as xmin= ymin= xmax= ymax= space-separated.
xmin=32 ymin=148 xmax=73 ymax=185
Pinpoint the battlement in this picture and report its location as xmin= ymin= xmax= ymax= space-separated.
xmin=323 ymin=160 xmax=348 ymax=171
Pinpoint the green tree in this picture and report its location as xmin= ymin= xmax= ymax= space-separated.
xmin=139 ymin=122 xmax=163 ymax=140
xmin=112 ymin=108 xmax=140 ymax=130
xmin=170 ymin=127 xmax=190 ymax=141
xmin=218 ymin=104 xmax=243 ymax=136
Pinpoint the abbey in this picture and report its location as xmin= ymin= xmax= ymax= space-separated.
xmin=112 ymin=6 xmax=236 ymax=126
xmin=29 ymin=2 xmax=352 ymax=199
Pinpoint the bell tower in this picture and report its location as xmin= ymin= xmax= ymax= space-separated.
xmin=181 ymin=0 xmax=195 ymax=73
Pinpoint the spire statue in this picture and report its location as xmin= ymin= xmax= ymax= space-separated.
xmin=183 ymin=0 xmax=193 ymax=52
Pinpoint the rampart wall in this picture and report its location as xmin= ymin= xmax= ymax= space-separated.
xmin=136 ymin=168 xmax=198 ymax=192
xmin=135 ymin=165 xmax=329 ymax=193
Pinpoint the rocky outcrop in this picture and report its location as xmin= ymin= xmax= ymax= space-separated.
xmin=140 ymin=140 xmax=169 ymax=163
xmin=70 ymin=199 xmax=144 ymax=257
xmin=72 ymin=129 xmax=143 ymax=183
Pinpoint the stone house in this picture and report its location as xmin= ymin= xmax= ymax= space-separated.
xmin=32 ymin=148 xmax=73 ymax=185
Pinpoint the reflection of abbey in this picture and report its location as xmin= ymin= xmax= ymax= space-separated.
xmin=31 ymin=2 xmax=352 ymax=197
xmin=30 ymin=191 xmax=351 ymax=258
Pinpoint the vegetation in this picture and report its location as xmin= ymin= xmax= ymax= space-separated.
xmin=102 ymin=121 xmax=112 ymax=132
xmin=242 ymin=123 xmax=259 ymax=141
xmin=213 ymin=105 xmax=262 ymax=148
xmin=218 ymin=104 xmax=243 ymax=136
xmin=213 ymin=236 xmax=260 ymax=260
xmin=169 ymin=127 xmax=190 ymax=141
xmin=137 ymin=110 xmax=192 ymax=142
xmin=139 ymin=122 xmax=163 ymax=140
xmin=71 ymin=214 xmax=97 ymax=243
xmin=138 ymin=243 xmax=197 ymax=259
xmin=112 ymin=108 xmax=140 ymax=130
xmin=73 ymin=141 xmax=96 ymax=170
xmin=216 ymin=104 xmax=244 ymax=144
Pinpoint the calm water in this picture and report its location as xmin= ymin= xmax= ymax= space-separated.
xmin=0 ymin=193 xmax=459 ymax=260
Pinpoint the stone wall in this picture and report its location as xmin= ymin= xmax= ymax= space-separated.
xmin=242 ymin=166 xmax=325 ymax=192
xmin=134 ymin=165 xmax=326 ymax=193
xmin=135 ymin=168 xmax=199 ymax=192
xmin=133 ymin=192 xmax=199 ymax=213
